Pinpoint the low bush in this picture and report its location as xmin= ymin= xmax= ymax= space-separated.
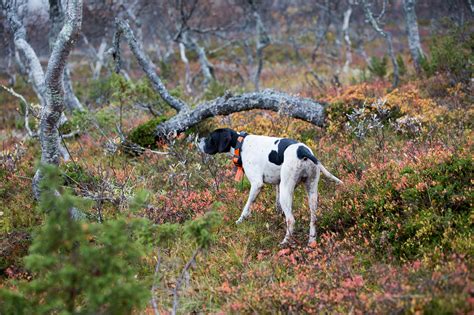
xmin=0 ymin=165 xmax=154 ymax=314
xmin=320 ymin=153 xmax=473 ymax=260
xmin=420 ymin=24 xmax=473 ymax=82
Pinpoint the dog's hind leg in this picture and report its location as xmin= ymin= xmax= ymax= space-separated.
xmin=275 ymin=185 xmax=283 ymax=215
xmin=236 ymin=180 xmax=263 ymax=224
xmin=305 ymin=168 xmax=320 ymax=245
xmin=279 ymin=170 xmax=298 ymax=245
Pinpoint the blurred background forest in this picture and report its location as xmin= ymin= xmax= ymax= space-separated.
xmin=0 ymin=0 xmax=473 ymax=313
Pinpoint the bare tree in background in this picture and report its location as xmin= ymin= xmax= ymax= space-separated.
xmin=403 ymin=0 xmax=424 ymax=73
xmin=247 ymin=0 xmax=270 ymax=91
xmin=0 ymin=0 xmax=84 ymax=197
xmin=342 ymin=0 xmax=354 ymax=73
xmin=361 ymin=0 xmax=399 ymax=88
xmin=173 ymin=0 xmax=215 ymax=88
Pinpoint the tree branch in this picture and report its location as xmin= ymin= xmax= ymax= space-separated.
xmin=113 ymin=19 xmax=190 ymax=113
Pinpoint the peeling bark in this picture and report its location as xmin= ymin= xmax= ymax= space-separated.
xmin=403 ymin=0 xmax=424 ymax=73
xmin=156 ymin=90 xmax=326 ymax=137
xmin=113 ymin=19 xmax=190 ymax=113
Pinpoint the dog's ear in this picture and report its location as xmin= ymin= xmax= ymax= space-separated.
xmin=217 ymin=131 xmax=232 ymax=152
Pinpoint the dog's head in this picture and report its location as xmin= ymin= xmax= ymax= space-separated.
xmin=199 ymin=128 xmax=238 ymax=155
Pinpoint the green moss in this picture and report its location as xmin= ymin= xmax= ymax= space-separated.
xmin=127 ymin=116 xmax=167 ymax=149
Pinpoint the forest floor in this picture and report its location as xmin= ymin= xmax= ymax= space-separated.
xmin=0 ymin=43 xmax=473 ymax=313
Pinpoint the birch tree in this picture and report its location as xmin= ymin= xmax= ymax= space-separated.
xmin=403 ymin=0 xmax=424 ymax=73
xmin=49 ymin=0 xmax=83 ymax=112
xmin=2 ymin=0 xmax=85 ymax=197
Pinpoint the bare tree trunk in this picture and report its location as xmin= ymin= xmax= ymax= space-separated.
xmin=5 ymin=3 xmax=47 ymax=107
xmin=63 ymin=67 xmax=83 ymax=111
xmin=312 ymin=0 xmax=330 ymax=62
xmin=342 ymin=1 xmax=353 ymax=73
xmin=82 ymin=34 xmax=107 ymax=80
xmin=250 ymin=1 xmax=270 ymax=91
xmin=361 ymin=0 xmax=399 ymax=88
xmin=32 ymin=0 xmax=83 ymax=197
xmin=179 ymin=42 xmax=193 ymax=93
xmin=49 ymin=0 xmax=84 ymax=112
xmin=403 ymin=0 xmax=424 ymax=73
xmin=180 ymin=32 xmax=214 ymax=86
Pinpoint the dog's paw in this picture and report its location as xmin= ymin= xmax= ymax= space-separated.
xmin=235 ymin=218 xmax=244 ymax=224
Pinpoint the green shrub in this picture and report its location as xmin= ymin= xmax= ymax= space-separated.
xmin=0 ymin=165 xmax=153 ymax=314
xmin=368 ymin=55 xmax=388 ymax=80
xmin=128 ymin=116 xmax=167 ymax=149
xmin=421 ymin=25 xmax=473 ymax=82
xmin=320 ymin=155 xmax=473 ymax=260
xmin=397 ymin=54 xmax=406 ymax=77
xmin=61 ymin=162 xmax=98 ymax=187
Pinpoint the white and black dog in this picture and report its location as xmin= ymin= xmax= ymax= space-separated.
xmin=199 ymin=128 xmax=342 ymax=245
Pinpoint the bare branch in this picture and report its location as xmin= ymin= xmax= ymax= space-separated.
xmin=32 ymin=0 xmax=83 ymax=198
xmin=361 ymin=0 xmax=399 ymax=88
xmin=114 ymin=19 xmax=190 ymax=113
xmin=0 ymin=84 xmax=36 ymax=138
xmin=172 ymin=248 xmax=200 ymax=315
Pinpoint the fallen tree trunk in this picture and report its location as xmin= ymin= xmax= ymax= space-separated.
xmin=156 ymin=90 xmax=326 ymax=137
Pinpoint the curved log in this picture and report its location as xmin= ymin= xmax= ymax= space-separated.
xmin=156 ymin=89 xmax=326 ymax=137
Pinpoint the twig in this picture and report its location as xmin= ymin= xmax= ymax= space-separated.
xmin=172 ymin=247 xmax=201 ymax=315
xmin=150 ymin=248 xmax=162 ymax=315
xmin=0 ymin=83 xmax=36 ymax=137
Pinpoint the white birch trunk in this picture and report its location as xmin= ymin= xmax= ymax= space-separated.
xmin=403 ymin=0 xmax=424 ymax=73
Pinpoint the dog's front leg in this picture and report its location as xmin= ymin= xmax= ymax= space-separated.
xmin=236 ymin=181 xmax=263 ymax=224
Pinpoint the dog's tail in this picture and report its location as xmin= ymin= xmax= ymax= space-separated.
xmin=297 ymin=145 xmax=343 ymax=184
